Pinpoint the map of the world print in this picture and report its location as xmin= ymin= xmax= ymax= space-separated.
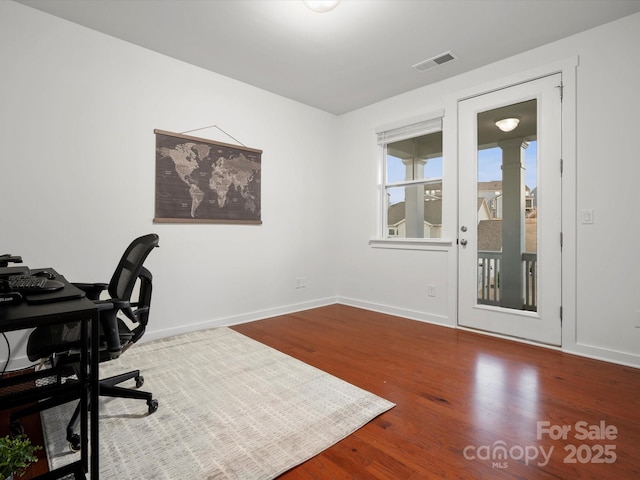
xmin=154 ymin=130 xmax=262 ymax=224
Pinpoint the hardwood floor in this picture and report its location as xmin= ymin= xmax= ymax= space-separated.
xmin=5 ymin=304 xmax=638 ymax=479
xmin=232 ymin=304 xmax=640 ymax=480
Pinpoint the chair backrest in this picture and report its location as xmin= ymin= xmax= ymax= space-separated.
xmin=26 ymin=234 xmax=159 ymax=362
xmin=109 ymin=233 xmax=159 ymax=302
xmin=129 ymin=264 xmax=153 ymax=344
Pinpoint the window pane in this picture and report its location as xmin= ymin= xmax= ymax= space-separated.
xmin=386 ymin=155 xmax=406 ymax=184
xmin=384 ymin=129 xmax=443 ymax=239
xmin=386 ymin=184 xmax=442 ymax=239
xmin=386 ymin=186 xmax=404 ymax=238
xmin=424 ymin=156 xmax=443 ymax=179
xmin=386 ymin=131 xmax=443 ymax=182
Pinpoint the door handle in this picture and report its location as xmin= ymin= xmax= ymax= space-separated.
xmin=460 ymin=239 xmax=468 ymax=246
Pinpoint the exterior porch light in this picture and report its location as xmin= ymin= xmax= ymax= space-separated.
xmin=495 ymin=118 xmax=520 ymax=132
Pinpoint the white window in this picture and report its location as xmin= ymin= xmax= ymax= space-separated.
xmin=377 ymin=116 xmax=443 ymax=239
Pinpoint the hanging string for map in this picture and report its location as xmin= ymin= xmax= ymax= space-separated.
xmin=180 ymin=124 xmax=247 ymax=147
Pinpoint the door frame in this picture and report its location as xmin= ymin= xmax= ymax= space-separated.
xmin=442 ymin=57 xmax=578 ymax=348
xmin=457 ymin=74 xmax=562 ymax=345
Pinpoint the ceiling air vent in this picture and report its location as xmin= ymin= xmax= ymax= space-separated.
xmin=412 ymin=51 xmax=457 ymax=72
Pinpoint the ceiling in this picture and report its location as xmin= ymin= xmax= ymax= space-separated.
xmin=16 ymin=0 xmax=640 ymax=115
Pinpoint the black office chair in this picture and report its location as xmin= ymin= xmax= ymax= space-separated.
xmin=11 ymin=233 xmax=160 ymax=450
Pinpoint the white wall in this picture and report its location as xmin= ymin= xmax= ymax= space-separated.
xmin=0 ymin=1 xmax=338 ymax=367
xmin=336 ymin=12 xmax=640 ymax=367
xmin=2 ymin=1 xmax=639 ymax=369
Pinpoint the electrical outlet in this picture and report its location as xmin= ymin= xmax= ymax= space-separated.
xmin=295 ymin=277 xmax=307 ymax=289
xmin=427 ymin=284 xmax=436 ymax=297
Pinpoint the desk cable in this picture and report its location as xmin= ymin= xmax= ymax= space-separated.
xmin=1 ymin=332 xmax=9 ymax=377
xmin=1 ymin=334 xmax=40 ymax=378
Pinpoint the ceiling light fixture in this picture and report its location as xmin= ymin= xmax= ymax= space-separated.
xmin=495 ymin=117 xmax=520 ymax=132
xmin=303 ymin=0 xmax=341 ymax=13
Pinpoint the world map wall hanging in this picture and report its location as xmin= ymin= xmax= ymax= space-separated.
xmin=154 ymin=129 xmax=262 ymax=224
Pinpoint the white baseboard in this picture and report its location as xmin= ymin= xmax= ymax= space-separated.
xmin=141 ymin=297 xmax=338 ymax=343
xmin=336 ymin=296 xmax=454 ymax=328
xmin=338 ymin=298 xmax=640 ymax=369
xmin=2 ymin=298 xmax=338 ymax=371
xmin=7 ymin=298 xmax=637 ymax=372
xmin=563 ymin=342 xmax=640 ymax=369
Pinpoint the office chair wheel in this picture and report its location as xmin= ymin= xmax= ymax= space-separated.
xmin=135 ymin=375 xmax=144 ymax=388
xmin=9 ymin=420 xmax=24 ymax=437
xmin=147 ymin=399 xmax=158 ymax=414
xmin=68 ymin=434 xmax=81 ymax=452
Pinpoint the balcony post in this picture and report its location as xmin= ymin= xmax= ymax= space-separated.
xmin=402 ymin=158 xmax=427 ymax=238
xmin=499 ymin=139 xmax=527 ymax=309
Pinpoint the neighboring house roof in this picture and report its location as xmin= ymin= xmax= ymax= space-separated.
xmin=478 ymin=220 xmax=502 ymax=251
xmin=478 ymin=181 xmax=503 ymax=192
xmin=425 ymin=200 xmax=442 ymax=225
xmin=478 ymin=218 xmax=538 ymax=252
xmin=387 ymin=202 xmax=404 ymax=226
xmin=388 ymin=198 xmax=490 ymax=227
xmin=388 ymin=199 xmax=442 ymax=226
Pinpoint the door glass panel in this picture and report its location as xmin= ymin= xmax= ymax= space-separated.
xmin=476 ymin=99 xmax=537 ymax=311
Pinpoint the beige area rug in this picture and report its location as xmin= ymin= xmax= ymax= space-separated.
xmin=41 ymin=327 xmax=394 ymax=479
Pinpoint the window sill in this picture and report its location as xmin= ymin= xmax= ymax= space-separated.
xmin=369 ymin=238 xmax=454 ymax=251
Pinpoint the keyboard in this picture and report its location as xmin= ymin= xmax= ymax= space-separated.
xmin=9 ymin=275 xmax=47 ymax=290
xmin=8 ymin=275 xmax=64 ymax=293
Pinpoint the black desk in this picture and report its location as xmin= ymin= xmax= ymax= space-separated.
xmin=0 ymin=269 xmax=99 ymax=479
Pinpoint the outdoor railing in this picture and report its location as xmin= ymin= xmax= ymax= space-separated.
xmin=522 ymin=252 xmax=537 ymax=311
xmin=477 ymin=251 xmax=502 ymax=306
xmin=477 ymin=251 xmax=537 ymax=311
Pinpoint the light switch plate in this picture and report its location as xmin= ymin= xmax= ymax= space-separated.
xmin=582 ymin=209 xmax=594 ymax=224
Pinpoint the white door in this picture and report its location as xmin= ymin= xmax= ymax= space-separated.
xmin=458 ymin=74 xmax=562 ymax=345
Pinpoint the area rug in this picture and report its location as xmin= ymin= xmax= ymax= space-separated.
xmin=41 ymin=327 xmax=394 ymax=479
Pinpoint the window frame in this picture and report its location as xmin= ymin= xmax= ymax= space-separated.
xmin=374 ymin=113 xmax=449 ymax=249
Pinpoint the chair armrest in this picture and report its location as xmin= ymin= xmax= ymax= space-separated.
xmin=94 ymin=298 xmax=132 ymax=359
xmin=93 ymin=299 xmax=117 ymax=311
xmin=95 ymin=298 xmax=131 ymax=311
xmin=73 ymin=282 xmax=109 ymax=301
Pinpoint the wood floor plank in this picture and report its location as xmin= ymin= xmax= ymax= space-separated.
xmin=9 ymin=303 xmax=638 ymax=479
xmin=232 ymin=304 xmax=640 ymax=479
